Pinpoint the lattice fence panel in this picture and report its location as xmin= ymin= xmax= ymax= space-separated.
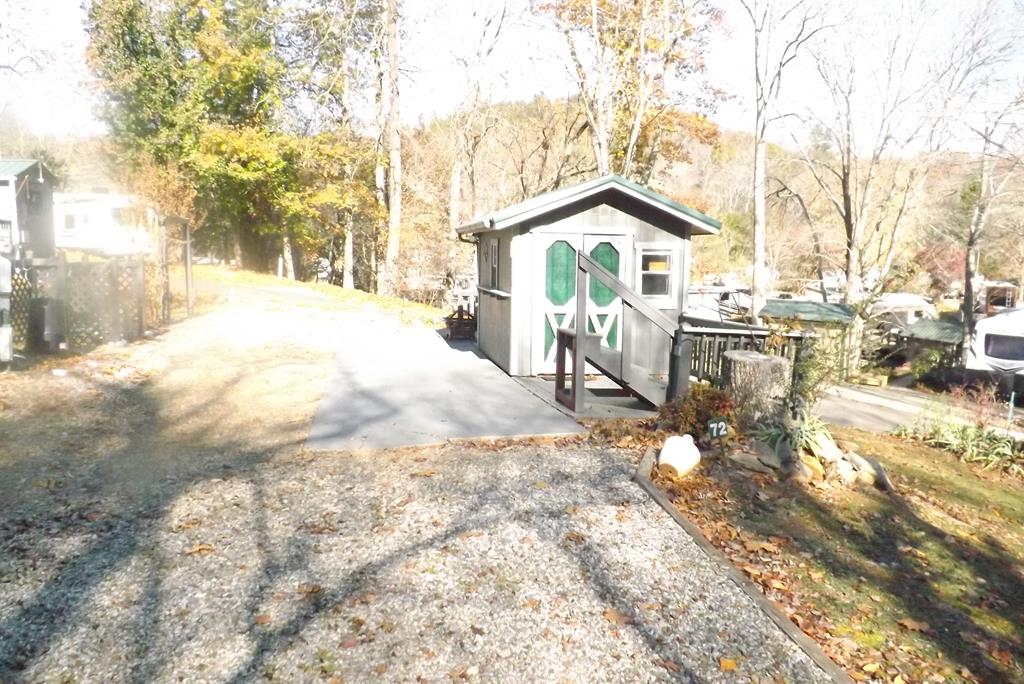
xmin=143 ymin=257 xmax=165 ymax=328
xmin=65 ymin=262 xmax=118 ymax=349
xmin=10 ymin=272 xmax=31 ymax=351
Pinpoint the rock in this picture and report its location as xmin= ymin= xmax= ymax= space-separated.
xmin=775 ymin=438 xmax=796 ymax=469
xmin=845 ymin=451 xmax=871 ymax=472
xmin=789 ymin=459 xmax=814 ymax=483
xmin=866 ymin=457 xmax=895 ymax=492
xmin=801 ymin=453 xmax=825 ymax=482
xmin=808 ymin=431 xmax=844 ymax=463
xmin=836 ymin=439 xmax=860 ymax=453
xmin=835 ymin=457 xmax=858 ymax=485
xmin=751 ymin=440 xmax=783 ymax=470
xmin=725 ymin=449 xmax=775 ymax=474
xmin=657 ymin=435 xmax=701 ymax=478
xmin=845 ymin=452 xmax=893 ymax=491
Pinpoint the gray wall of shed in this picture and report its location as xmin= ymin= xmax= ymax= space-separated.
xmin=517 ymin=204 xmax=691 ymax=377
xmin=476 ymin=228 xmax=514 ymax=372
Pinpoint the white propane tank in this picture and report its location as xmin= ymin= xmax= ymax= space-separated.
xmin=657 ymin=434 xmax=701 ymax=478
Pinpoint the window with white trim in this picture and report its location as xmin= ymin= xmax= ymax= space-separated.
xmin=637 ymin=248 xmax=675 ymax=303
xmin=488 ymin=238 xmax=499 ymax=288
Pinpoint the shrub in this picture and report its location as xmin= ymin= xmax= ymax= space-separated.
xmin=788 ymin=336 xmax=836 ymax=410
xmin=657 ymin=384 xmax=735 ymax=443
xmin=755 ymin=411 xmax=831 ymax=455
xmin=897 ymin=405 xmax=1024 ymax=478
xmin=911 ymin=348 xmax=946 ymax=381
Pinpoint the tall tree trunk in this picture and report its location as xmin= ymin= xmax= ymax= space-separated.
xmin=751 ymin=138 xmax=768 ymax=324
xmin=376 ymin=0 xmax=402 ymax=297
xmin=449 ymin=161 xmax=462 ymax=236
xmin=282 ymin=232 xmax=295 ymax=280
xmin=343 ymin=212 xmax=355 ymax=290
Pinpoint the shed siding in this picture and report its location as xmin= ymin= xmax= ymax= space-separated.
xmin=478 ymin=292 xmax=512 ymax=372
xmin=476 ymin=228 xmax=515 ymax=372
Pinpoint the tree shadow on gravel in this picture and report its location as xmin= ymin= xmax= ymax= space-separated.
xmin=0 ymin=364 xmax=297 ymax=680
xmin=3 ymin=362 xmax=763 ymax=683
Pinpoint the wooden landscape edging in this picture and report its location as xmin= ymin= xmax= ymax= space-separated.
xmin=632 ymin=447 xmax=854 ymax=684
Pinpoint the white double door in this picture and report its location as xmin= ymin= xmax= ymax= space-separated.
xmin=532 ymin=232 xmax=631 ymax=375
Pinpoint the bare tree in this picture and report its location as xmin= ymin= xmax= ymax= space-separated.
xmin=739 ymin=0 xmax=829 ymax=323
xmin=793 ymin=1 xmax=1012 ymax=368
xmin=959 ymin=92 xmax=1024 ymax=362
xmin=376 ymin=0 xmax=402 ymax=296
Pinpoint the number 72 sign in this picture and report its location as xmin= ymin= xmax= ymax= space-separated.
xmin=706 ymin=416 xmax=729 ymax=458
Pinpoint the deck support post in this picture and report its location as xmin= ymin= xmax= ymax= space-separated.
xmin=667 ymin=313 xmax=693 ymax=401
xmin=573 ymin=260 xmax=587 ymax=413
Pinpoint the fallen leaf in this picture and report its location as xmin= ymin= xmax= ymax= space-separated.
xmin=564 ymin=531 xmax=586 ymax=544
xmin=603 ymin=609 xmax=632 ymax=625
xmin=532 ymin=481 xmax=550 ymax=490
xmin=897 ymin=618 xmax=931 ymax=633
xmin=641 ymin=602 xmax=662 ymax=611
xmin=470 ymin=624 xmax=485 ymax=636
xmin=172 ymin=517 xmax=202 ymax=531
xmin=374 ymin=664 xmax=388 ymax=675
xmin=741 ymin=565 xmax=761 ymax=577
xmin=340 ymin=637 xmax=359 ymax=648
xmin=862 ymin=663 xmax=880 ymax=674
xmin=254 ymin=613 xmax=271 ymax=625
xmin=183 ymin=543 xmax=214 ymax=556
xmin=523 ymin=599 xmax=541 ymax=610
xmin=769 ymin=579 xmax=786 ymax=590
xmin=298 ymin=583 xmax=323 ymax=597
xmin=719 ymin=657 xmax=737 ymax=671
xmin=458 ymin=530 xmax=484 ymax=541
xmin=659 ymin=659 xmax=680 ymax=672
xmin=411 ymin=470 xmax=437 ymax=478
xmin=743 ymin=540 xmax=780 ymax=554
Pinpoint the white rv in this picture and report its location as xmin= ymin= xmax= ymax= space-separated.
xmin=967 ymin=309 xmax=1024 ymax=376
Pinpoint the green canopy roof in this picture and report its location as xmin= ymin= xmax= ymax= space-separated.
xmin=759 ymin=299 xmax=856 ymax=325
xmin=0 ymin=159 xmax=41 ymax=177
xmin=903 ymin=318 xmax=963 ymax=345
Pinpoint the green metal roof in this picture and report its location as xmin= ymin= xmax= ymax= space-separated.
xmin=760 ymin=299 xmax=856 ymax=325
xmin=0 ymin=159 xmax=41 ymax=177
xmin=456 ymin=174 xmax=721 ymax=236
xmin=903 ymin=318 xmax=963 ymax=345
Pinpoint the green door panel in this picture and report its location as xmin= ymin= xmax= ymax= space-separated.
xmin=588 ymin=242 xmax=620 ymax=306
xmin=545 ymin=240 xmax=576 ymax=305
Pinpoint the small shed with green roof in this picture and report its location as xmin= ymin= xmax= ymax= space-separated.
xmin=759 ymin=299 xmax=857 ymax=380
xmin=456 ymin=175 xmax=720 ymax=377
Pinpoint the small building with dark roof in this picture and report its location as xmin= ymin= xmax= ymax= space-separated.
xmin=0 ymin=159 xmax=56 ymax=259
xmin=759 ymin=299 xmax=857 ymax=380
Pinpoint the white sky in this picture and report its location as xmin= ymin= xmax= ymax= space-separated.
xmin=0 ymin=0 xmax=1017 ymax=148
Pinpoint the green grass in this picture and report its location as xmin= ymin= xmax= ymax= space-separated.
xmin=656 ymin=426 xmax=1024 ymax=682
xmin=188 ymin=264 xmax=445 ymax=327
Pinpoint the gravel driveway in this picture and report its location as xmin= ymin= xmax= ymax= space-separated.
xmin=0 ymin=443 xmax=828 ymax=683
xmin=0 ymin=274 xmax=831 ymax=682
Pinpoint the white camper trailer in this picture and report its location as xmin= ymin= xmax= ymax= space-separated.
xmin=966 ymin=309 xmax=1024 ymax=377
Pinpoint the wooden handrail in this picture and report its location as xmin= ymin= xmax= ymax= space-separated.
xmin=577 ymin=251 xmax=676 ymax=336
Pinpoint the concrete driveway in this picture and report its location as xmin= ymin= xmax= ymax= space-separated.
xmin=308 ymin=318 xmax=582 ymax=450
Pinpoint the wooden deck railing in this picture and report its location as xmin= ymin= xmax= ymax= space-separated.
xmin=555 ymin=252 xmax=815 ymax=410
xmin=684 ymin=325 xmax=810 ymax=385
